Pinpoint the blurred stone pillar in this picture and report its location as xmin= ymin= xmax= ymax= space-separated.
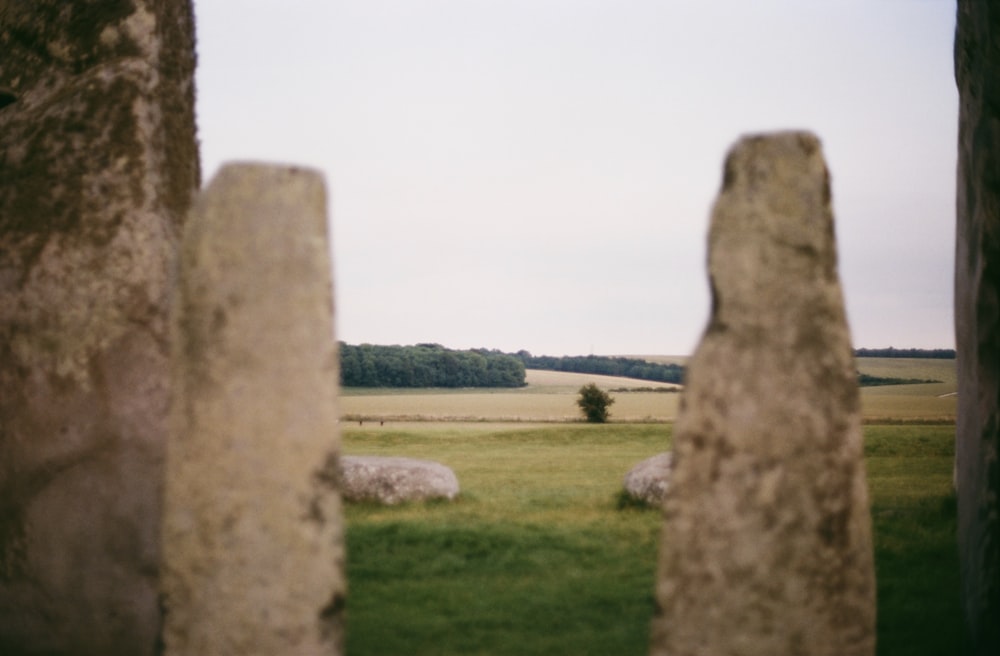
xmin=161 ymin=164 xmax=345 ymax=655
xmin=651 ymin=132 xmax=876 ymax=656
xmin=0 ymin=2 xmax=197 ymax=654
xmin=954 ymin=3 xmax=1000 ymax=654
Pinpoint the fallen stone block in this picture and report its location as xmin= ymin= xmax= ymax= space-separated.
xmin=622 ymin=452 xmax=673 ymax=505
xmin=341 ymin=456 xmax=460 ymax=505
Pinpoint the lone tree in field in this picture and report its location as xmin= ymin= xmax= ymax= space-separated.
xmin=577 ymin=383 xmax=614 ymax=423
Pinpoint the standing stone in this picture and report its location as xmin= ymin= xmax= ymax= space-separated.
xmin=0 ymin=3 xmax=197 ymax=654
xmin=955 ymin=4 xmax=1000 ymax=654
xmin=651 ymin=132 xmax=876 ymax=656
xmin=161 ymin=164 xmax=346 ymax=655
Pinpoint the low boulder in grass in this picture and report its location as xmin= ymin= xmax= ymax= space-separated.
xmin=340 ymin=455 xmax=459 ymax=505
xmin=623 ymin=452 xmax=674 ymax=505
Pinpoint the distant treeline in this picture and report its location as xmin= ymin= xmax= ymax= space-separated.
xmin=511 ymin=351 xmax=685 ymax=384
xmin=854 ymin=347 xmax=955 ymax=359
xmin=857 ymin=373 xmax=943 ymax=387
xmin=340 ymin=343 xmax=525 ymax=388
xmin=340 ymin=343 xmax=953 ymax=389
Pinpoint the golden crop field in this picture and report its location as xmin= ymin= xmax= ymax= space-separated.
xmin=339 ymin=358 xmax=957 ymax=424
xmin=521 ymin=369 xmax=679 ymax=392
xmin=340 ymin=369 xmax=681 ymax=423
xmin=855 ymin=358 xmax=956 ymax=421
xmin=854 ymin=356 xmax=956 ymax=386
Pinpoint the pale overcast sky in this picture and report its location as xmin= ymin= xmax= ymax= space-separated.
xmin=192 ymin=0 xmax=958 ymax=356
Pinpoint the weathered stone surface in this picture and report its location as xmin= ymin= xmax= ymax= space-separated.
xmin=341 ymin=455 xmax=460 ymax=505
xmin=622 ymin=452 xmax=673 ymax=505
xmin=0 ymin=3 xmax=197 ymax=654
xmin=161 ymin=164 xmax=345 ymax=655
xmin=955 ymin=4 xmax=1000 ymax=654
xmin=651 ymin=132 xmax=876 ymax=656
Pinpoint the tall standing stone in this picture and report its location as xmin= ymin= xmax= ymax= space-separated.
xmin=954 ymin=3 xmax=1000 ymax=654
xmin=0 ymin=3 xmax=197 ymax=654
xmin=161 ymin=164 xmax=346 ymax=655
xmin=651 ymin=132 xmax=876 ymax=656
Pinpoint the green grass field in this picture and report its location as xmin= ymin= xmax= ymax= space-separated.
xmin=341 ymin=422 xmax=966 ymax=655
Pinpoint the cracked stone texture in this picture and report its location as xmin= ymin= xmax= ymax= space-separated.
xmin=651 ymin=132 xmax=876 ymax=656
xmin=161 ymin=164 xmax=345 ymax=656
xmin=955 ymin=3 xmax=1000 ymax=654
xmin=0 ymin=2 xmax=197 ymax=654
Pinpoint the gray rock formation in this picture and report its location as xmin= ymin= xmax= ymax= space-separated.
xmin=622 ymin=452 xmax=673 ymax=505
xmin=0 ymin=3 xmax=198 ymax=654
xmin=955 ymin=4 xmax=1000 ymax=654
xmin=341 ymin=455 xmax=460 ymax=505
xmin=161 ymin=164 xmax=345 ymax=655
xmin=651 ymin=132 xmax=876 ymax=656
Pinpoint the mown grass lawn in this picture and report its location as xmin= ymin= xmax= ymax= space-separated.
xmin=342 ymin=423 xmax=965 ymax=655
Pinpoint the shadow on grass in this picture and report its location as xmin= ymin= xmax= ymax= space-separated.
xmin=613 ymin=489 xmax=660 ymax=512
xmin=873 ymin=491 xmax=968 ymax=656
xmin=344 ymin=519 xmax=659 ymax=656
